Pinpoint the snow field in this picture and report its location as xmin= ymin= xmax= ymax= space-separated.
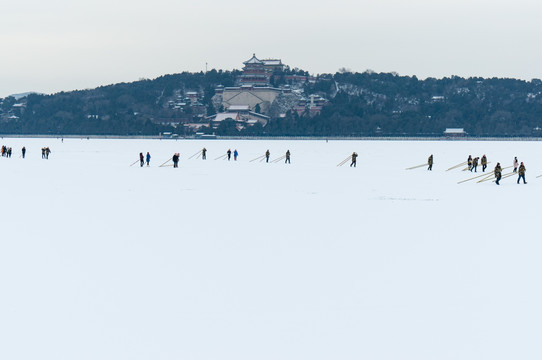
xmin=0 ymin=138 xmax=541 ymax=360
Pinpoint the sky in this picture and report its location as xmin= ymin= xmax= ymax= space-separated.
xmin=1 ymin=0 xmax=542 ymax=98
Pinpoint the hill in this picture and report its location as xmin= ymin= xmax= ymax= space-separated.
xmin=2 ymin=69 xmax=542 ymax=137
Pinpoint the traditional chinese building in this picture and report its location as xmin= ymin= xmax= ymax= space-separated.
xmin=238 ymin=54 xmax=269 ymax=86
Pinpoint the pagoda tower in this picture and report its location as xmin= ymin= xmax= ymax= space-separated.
xmin=238 ymin=54 xmax=270 ymax=86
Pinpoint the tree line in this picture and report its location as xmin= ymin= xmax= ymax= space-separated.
xmin=2 ymin=69 xmax=542 ymax=137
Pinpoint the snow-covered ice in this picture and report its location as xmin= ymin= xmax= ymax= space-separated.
xmin=0 ymin=137 xmax=541 ymax=360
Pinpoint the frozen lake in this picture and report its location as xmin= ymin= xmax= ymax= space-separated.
xmin=1 ymin=137 xmax=541 ymax=360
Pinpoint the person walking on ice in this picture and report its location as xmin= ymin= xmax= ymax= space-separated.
xmin=427 ymin=154 xmax=433 ymax=171
xmin=202 ymin=148 xmax=207 ymax=160
xmin=172 ymin=153 xmax=179 ymax=168
xmin=146 ymin=152 xmax=151 ymax=167
xmin=467 ymin=155 xmax=473 ymax=170
xmin=513 ymin=157 xmax=519 ymax=173
xmin=139 ymin=152 xmax=144 ymax=167
xmin=21 ymin=146 xmax=26 ymax=158
xmin=227 ymin=149 xmax=232 ymax=161
xmin=470 ymin=157 xmax=479 ymax=172
xmin=234 ymin=149 xmax=238 ymax=161
xmin=481 ymin=155 xmax=487 ymax=172
xmin=494 ymin=163 xmax=502 ymax=185
xmin=265 ymin=149 xmax=270 ymax=163
xmin=350 ymin=152 xmax=358 ymax=167
xmin=517 ymin=162 xmax=527 ymax=184
xmin=285 ymin=150 xmax=291 ymax=164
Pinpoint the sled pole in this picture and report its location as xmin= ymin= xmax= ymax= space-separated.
xmin=476 ymin=173 xmax=496 ymax=183
xmin=536 ymin=174 xmax=542 ymax=178
xmin=188 ymin=150 xmax=201 ymax=160
xmin=159 ymin=157 xmax=173 ymax=167
xmin=492 ymin=172 xmax=516 ymax=183
xmin=250 ymin=155 xmax=266 ymax=162
xmin=446 ymin=161 xmax=468 ymax=171
xmin=405 ymin=163 xmax=428 ymax=170
xmin=457 ymin=171 xmax=497 ymax=184
xmin=271 ymin=155 xmax=286 ymax=163
xmin=129 ymin=159 xmax=140 ymax=167
xmin=337 ymin=155 xmax=352 ymax=167
xmin=214 ymin=154 xmax=227 ymax=160
xmin=477 ymin=167 xmax=513 ymax=183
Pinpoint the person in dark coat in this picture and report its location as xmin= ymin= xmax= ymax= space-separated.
xmin=227 ymin=149 xmax=231 ymax=161
xmin=470 ymin=157 xmax=479 ymax=172
xmin=172 ymin=153 xmax=179 ymax=168
xmin=202 ymin=148 xmax=207 ymax=160
xmin=467 ymin=155 xmax=472 ymax=170
xmin=139 ymin=152 xmax=144 ymax=167
xmin=234 ymin=149 xmax=238 ymax=161
xmin=285 ymin=150 xmax=291 ymax=164
xmin=146 ymin=152 xmax=151 ymax=166
xmin=22 ymin=146 xmax=26 ymax=158
xmin=481 ymin=155 xmax=487 ymax=172
xmin=350 ymin=152 xmax=358 ymax=167
xmin=427 ymin=154 xmax=433 ymax=171
xmin=494 ymin=163 xmax=502 ymax=185
xmin=265 ymin=149 xmax=270 ymax=163
xmin=517 ymin=162 xmax=527 ymax=184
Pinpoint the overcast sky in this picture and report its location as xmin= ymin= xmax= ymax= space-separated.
xmin=1 ymin=0 xmax=541 ymax=98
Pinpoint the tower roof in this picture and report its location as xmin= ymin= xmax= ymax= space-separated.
xmin=243 ymin=53 xmax=263 ymax=65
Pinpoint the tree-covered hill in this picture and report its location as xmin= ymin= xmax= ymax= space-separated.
xmin=2 ymin=69 xmax=542 ymax=137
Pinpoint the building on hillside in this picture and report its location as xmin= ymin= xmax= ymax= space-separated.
xmin=262 ymin=59 xmax=284 ymax=73
xmin=219 ymin=86 xmax=282 ymax=114
xmin=237 ymin=54 xmax=286 ymax=86
xmin=238 ymin=54 xmax=270 ymax=86
xmin=207 ymin=105 xmax=270 ymax=129
xmin=293 ymin=94 xmax=328 ymax=117
xmin=284 ymin=74 xmax=317 ymax=84
xmin=444 ymin=128 xmax=466 ymax=137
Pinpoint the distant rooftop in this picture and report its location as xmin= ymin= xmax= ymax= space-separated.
xmin=243 ymin=54 xmax=263 ymax=65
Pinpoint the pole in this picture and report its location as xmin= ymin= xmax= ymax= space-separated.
xmin=337 ymin=155 xmax=352 ymax=167
xmin=159 ymin=157 xmax=173 ymax=167
xmin=271 ymin=155 xmax=286 ymax=163
xmin=475 ymin=173 xmax=496 ymax=183
xmin=129 ymin=159 xmax=139 ymax=167
xmin=536 ymin=174 xmax=542 ymax=178
xmin=250 ymin=155 xmax=266 ymax=162
xmin=457 ymin=171 xmax=495 ymax=184
xmin=492 ymin=172 xmax=516 ymax=182
xmin=188 ymin=150 xmax=201 ymax=159
xmin=405 ymin=163 xmax=428 ymax=170
xmin=214 ymin=154 xmax=227 ymax=160
xmin=477 ymin=166 xmax=513 ymax=183
xmin=446 ymin=161 xmax=468 ymax=171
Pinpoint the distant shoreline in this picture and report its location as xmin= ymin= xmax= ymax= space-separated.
xmin=1 ymin=134 xmax=542 ymax=141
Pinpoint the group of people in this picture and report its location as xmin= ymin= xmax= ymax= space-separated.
xmin=226 ymin=149 xmax=239 ymax=161
xmin=494 ymin=158 xmax=527 ymax=185
xmin=426 ymin=153 xmax=529 ymax=185
xmin=263 ymin=149 xmax=291 ymax=163
xmin=1 ymin=146 xmax=43 ymax=159
xmin=139 ymin=152 xmax=151 ymax=167
xmin=464 ymin=154 xmax=526 ymax=185
xmin=1 ymin=145 xmax=13 ymax=158
xmin=41 ymin=147 xmax=51 ymax=159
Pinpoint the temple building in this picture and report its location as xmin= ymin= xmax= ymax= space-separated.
xmin=238 ymin=54 xmax=269 ymax=86
xmin=237 ymin=54 xmax=284 ymax=86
